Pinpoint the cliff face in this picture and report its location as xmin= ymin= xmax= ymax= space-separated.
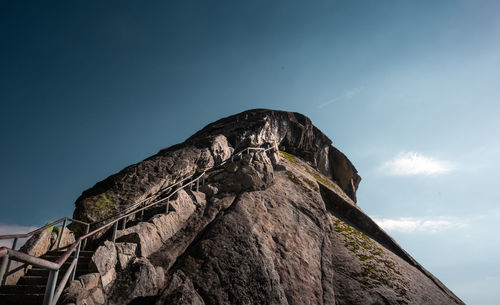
xmin=73 ymin=109 xmax=360 ymax=224
xmin=63 ymin=109 xmax=463 ymax=305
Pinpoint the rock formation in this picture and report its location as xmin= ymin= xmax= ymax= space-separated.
xmin=17 ymin=109 xmax=464 ymax=304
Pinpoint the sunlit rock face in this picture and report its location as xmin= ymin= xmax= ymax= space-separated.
xmin=61 ymin=109 xmax=463 ymax=305
xmin=73 ymin=109 xmax=360 ymax=224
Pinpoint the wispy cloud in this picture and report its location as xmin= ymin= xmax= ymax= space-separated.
xmin=318 ymin=87 xmax=363 ymax=109
xmin=0 ymin=223 xmax=38 ymax=248
xmin=373 ymin=217 xmax=465 ymax=233
xmin=380 ymin=152 xmax=451 ymax=176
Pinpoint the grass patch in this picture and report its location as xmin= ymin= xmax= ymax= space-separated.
xmin=94 ymin=194 xmax=116 ymax=220
xmin=358 ymin=254 xmax=371 ymax=262
xmin=286 ymin=171 xmax=307 ymax=189
xmin=278 ymin=150 xmax=338 ymax=191
xmin=279 ymin=151 xmax=297 ymax=165
xmin=334 ymin=219 xmax=408 ymax=297
xmin=302 ymin=164 xmax=338 ymax=190
xmin=303 ymin=177 xmax=319 ymax=191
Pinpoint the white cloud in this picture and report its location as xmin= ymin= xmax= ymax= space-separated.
xmin=0 ymin=223 xmax=38 ymax=248
xmin=318 ymin=87 xmax=363 ymax=108
xmin=373 ymin=217 xmax=465 ymax=233
xmin=381 ymin=152 xmax=451 ymax=175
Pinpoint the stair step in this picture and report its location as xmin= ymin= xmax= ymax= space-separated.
xmin=0 ymin=293 xmax=44 ymax=305
xmin=46 ymin=250 xmax=94 ymax=255
xmin=18 ymin=274 xmax=82 ymax=286
xmin=27 ymin=268 xmax=91 ymax=277
xmin=24 ymin=263 xmax=90 ymax=276
xmin=40 ymin=255 xmax=92 ymax=262
xmin=0 ymin=284 xmax=46 ymax=294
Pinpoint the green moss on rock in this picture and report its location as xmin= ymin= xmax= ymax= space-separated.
xmin=280 ymin=151 xmax=298 ymax=165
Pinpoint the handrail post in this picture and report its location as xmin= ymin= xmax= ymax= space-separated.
xmin=165 ymin=199 xmax=170 ymax=214
xmin=1 ymin=237 xmax=18 ymax=285
xmin=56 ymin=218 xmax=67 ymax=249
xmin=121 ymin=217 xmax=127 ymax=230
xmin=42 ymin=269 xmax=58 ymax=305
xmin=196 ymin=179 xmax=199 ymax=192
xmin=82 ymin=224 xmax=89 ymax=250
xmin=0 ymin=254 xmax=9 ymax=286
xmin=111 ymin=221 xmax=118 ymax=243
xmin=70 ymin=242 xmax=81 ymax=282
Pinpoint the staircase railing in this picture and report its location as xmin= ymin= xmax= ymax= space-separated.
xmin=0 ymin=217 xmax=89 ymax=284
xmin=0 ymin=144 xmax=277 ymax=305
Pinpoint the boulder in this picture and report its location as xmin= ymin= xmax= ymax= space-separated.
xmin=115 ymin=242 xmax=137 ymax=270
xmin=65 ymin=109 xmax=463 ymax=305
xmin=78 ymin=273 xmax=101 ymax=291
xmin=50 ymin=225 xmax=76 ymax=250
xmin=199 ymin=183 xmax=219 ymax=197
xmin=90 ymin=240 xmax=117 ymax=288
xmin=155 ymin=270 xmax=204 ymax=305
xmin=73 ymin=109 xmax=361 ymax=224
xmin=109 ymin=257 xmax=165 ymax=305
xmin=115 ymin=222 xmax=162 ymax=257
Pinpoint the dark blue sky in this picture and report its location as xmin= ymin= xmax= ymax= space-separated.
xmin=1 ymin=1 xmax=500 ymax=303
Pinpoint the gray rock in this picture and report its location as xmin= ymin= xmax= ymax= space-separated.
xmin=155 ymin=270 xmax=204 ymax=305
xmin=115 ymin=242 xmax=137 ymax=269
xmin=90 ymin=240 xmax=117 ymax=288
xmin=189 ymin=190 xmax=206 ymax=205
xmin=67 ymin=109 xmax=463 ymax=305
xmin=50 ymin=226 xmax=76 ymax=250
xmin=109 ymin=257 xmax=164 ymax=305
xmin=210 ymin=134 xmax=233 ymax=164
xmin=199 ymin=183 xmax=219 ymax=197
xmin=78 ymin=273 xmax=100 ymax=291
xmin=90 ymin=288 xmax=105 ymax=305
xmin=156 ymin=153 xmax=463 ymax=305
xmin=59 ymin=280 xmax=88 ymax=305
xmin=73 ymin=109 xmax=360 ymax=225
xmin=116 ymin=222 xmax=162 ymax=257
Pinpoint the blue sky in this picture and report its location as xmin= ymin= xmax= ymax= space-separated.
xmin=1 ymin=1 xmax=499 ymax=304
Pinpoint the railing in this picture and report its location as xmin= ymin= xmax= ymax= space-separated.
xmin=0 ymin=217 xmax=90 ymax=285
xmin=0 ymin=143 xmax=277 ymax=305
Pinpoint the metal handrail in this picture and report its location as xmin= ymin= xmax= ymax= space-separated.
xmin=0 ymin=217 xmax=88 ymax=241
xmin=0 ymin=143 xmax=278 ymax=305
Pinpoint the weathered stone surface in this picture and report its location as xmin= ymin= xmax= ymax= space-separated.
xmin=66 ymin=109 xmax=463 ymax=305
xmin=152 ymin=152 xmax=463 ymax=305
xmin=73 ymin=109 xmax=360 ymax=224
xmin=154 ymin=270 xmax=204 ymax=305
xmin=115 ymin=242 xmax=137 ymax=270
xmin=59 ymin=280 xmax=88 ymax=305
xmin=90 ymin=240 xmax=117 ymax=288
xmin=116 ymin=222 xmax=162 ymax=257
xmin=50 ymin=225 xmax=76 ymax=250
xmin=19 ymin=228 xmax=52 ymax=257
xmin=108 ymin=257 xmax=164 ymax=305
xmin=199 ymin=183 xmax=218 ymax=197
xmin=10 ymin=225 xmax=71 ymax=284
xmin=90 ymin=287 xmax=105 ymax=305
xmin=210 ymin=134 xmax=234 ymax=164
xmin=189 ymin=190 xmax=206 ymax=206
xmin=78 ymin=273 xmax=101 ymax=291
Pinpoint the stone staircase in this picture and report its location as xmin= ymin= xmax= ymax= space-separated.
xmin=0 ymin=249 xmax=94 ymax=305
xmin=0 ymin=145 xmax=277 ymax=305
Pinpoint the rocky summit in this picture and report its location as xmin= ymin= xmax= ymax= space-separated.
xmin=14 ymin=109 xmax=464 ymax=305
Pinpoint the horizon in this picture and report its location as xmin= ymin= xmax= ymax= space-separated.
xmin=1 ymin=1 xmax=499 ymax=304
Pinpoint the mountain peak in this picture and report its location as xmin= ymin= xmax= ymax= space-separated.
xmin=9 ymin=109 xmax=462 ymax=305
